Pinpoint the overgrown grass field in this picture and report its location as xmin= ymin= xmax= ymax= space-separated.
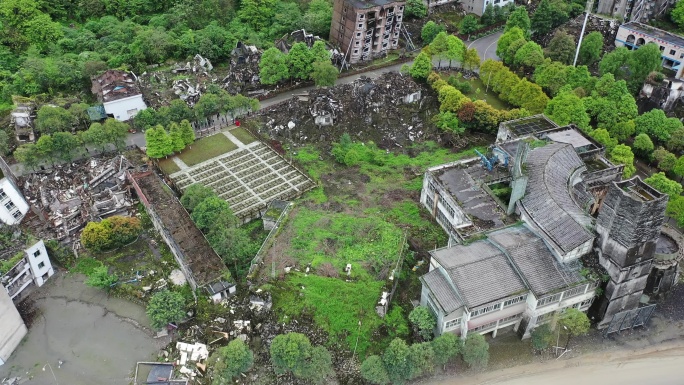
xmin=178 ymin=133 xmax=238 ymax=166
xmin=228 ymin=127 xmax=257 ymax=145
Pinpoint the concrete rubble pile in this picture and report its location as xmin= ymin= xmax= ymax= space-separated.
xmin=223 ymin=42 xmax=262 ymax=95
xmin=259 ymin=72 xmax=437 ymax=148
xmin=20 ymin=155 xmax=136 ymax=240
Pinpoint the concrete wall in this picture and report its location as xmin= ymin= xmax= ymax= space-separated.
xmin=0 ymin=286 xmax=27 ymax=365
xmin=103 ymin=95 xmax=147 ymax=122
xmin=25 ymin=240 xmax=54 ymax=287
xmin=420 ymin=170 xmax=471 ymax=245
xmin=0 ymin=177 xmax=29 ymax=225
xmin=459 ymin=0 xmax=514 ymax=16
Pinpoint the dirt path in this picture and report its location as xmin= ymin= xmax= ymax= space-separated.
xmin=0 ymin=272 xmax=167 ymax=385
xmin=419 ymin=341 xmax=684 ymax=385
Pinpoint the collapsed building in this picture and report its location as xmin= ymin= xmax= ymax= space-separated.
xmin=1 ymin=239 xmax=54 ymax=303
xmin=419 ymin=115 xmax=676 ymax=338
xmin=9 ymin=100 xmax=36 ymax=143
xmin=259 ymin=72 xmax=435 ymax=148
xmin=19 ymin=156 xmax=136 ymax=240
xmin=92 ymin=69 xmax=148 ymax=121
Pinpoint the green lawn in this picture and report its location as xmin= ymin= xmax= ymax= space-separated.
xmin=468 ymin=77 xmax=513 ymax=110
xmin=178 ymin=133 xmax=238 ymax=166
xmin=229 ymin=127 xmax=257 ymax=145
xmin=158 ymin=158 xmax=181 ymax=175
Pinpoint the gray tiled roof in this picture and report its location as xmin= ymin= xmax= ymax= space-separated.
xmin=487 ymin=226 xmax=584 ymax=296
xmin=520 ymin=143 xmax=594 ymax=253
xmin=421 ymin=269 xmax=462 ymax=313
xmin=431 ymin=242 xmax=528 ymax=308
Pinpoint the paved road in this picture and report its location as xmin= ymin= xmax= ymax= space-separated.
xmin=468 ymin=31 xmax=503 ymax=63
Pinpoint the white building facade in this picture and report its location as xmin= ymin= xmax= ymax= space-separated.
xmin=103 ymin=94 xmax=148 ymax=122
xmin=0 ymin=177 xmax=29 ymax=226
xmin=615 ymin=22 xmax=684 ymax=79
xmin=2 ymin=240 xmax=54 ymax=301
xmin=0 ymin=287 xmax=27 ymax=366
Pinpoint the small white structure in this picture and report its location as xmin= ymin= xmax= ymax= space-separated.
xmin=176 ymin=342 xmax=209 ymax=362
xmin=2 ymin=240 xmax=55 ymax=301
xmin=0 ymin=286 xmax=26 ymax=366
xmin=91 ymin=70 xmax=147 ymax=122
xmin=0 ymin=173 xmax=29 ymax=226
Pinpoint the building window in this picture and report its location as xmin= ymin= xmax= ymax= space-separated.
xmin=38 ymin=262 xmax=45 ymax=269
xmin=11 ymin=210 xmax=21 ymax=219
xmin=444 ymin=318 xmax=461 ymax=330
xmin=503 ymin=294 xmax=527 ymax=307
xmin=537 ymin=293 xmax=562 ymax=307
xmin=427 ymin=182 xmax=436 ymax=193
xmin=359 ymin=14 xmax=364 ymax=19
xmin=355 ymin=41 xmax=360 ymax=46
xmin=578 ymin=298 xmax=593 ymax=308
xmin=670 ymin=49 xmax=677 ymax=55
xmin=357 ymin=32 xmax=361 ymax=37
xmin=358 ymin=23 xmax=363 ymax=28
xmin=471 ymin=303 xmax=501 ymax=318
xmin=537 ymin=311 xmax=555 ymax=323
xmin=354 ymin=49 xmax=359 ymax=54
xmin=426 ymin=195 xmax=434 ymax=209
xmin=4 ymin=201 xmax=16 ymax=211
xmin=0 ymin=189 xmax=6 ymax=201
xmin=33 ymin=250 xmax=41 ymax=257
xmin=660 ymin=45 xmax=665 ymax=51
xmin=470 ymin=320 xmax=498 ymax=332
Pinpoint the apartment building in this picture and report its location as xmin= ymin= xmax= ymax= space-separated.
xmin=0 ymin=286 xmax=27 ymax=366
xmin=329 ymin=0 xmax=406 ymax=64
xmin=615 ymin=22 xmax=684 ymax=79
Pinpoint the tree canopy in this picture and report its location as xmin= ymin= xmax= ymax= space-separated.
xmin=209 ymin=339 xmax=254 ymax=383
xmin=146 ymin=290 xmax=186 ymax=329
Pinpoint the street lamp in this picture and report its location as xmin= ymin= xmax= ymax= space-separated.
xmin=42 ymin=362 xmax=60 ymax=385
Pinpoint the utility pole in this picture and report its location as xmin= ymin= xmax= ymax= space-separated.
xmin=573 ymin=0 xmax=595 ymax=67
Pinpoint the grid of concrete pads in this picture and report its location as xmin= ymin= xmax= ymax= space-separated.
xmin=171 ymin=142 xmax=315 ymax=218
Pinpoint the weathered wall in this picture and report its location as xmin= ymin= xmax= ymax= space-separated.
xmin=0 ymin=287 xmax=27 ymax=365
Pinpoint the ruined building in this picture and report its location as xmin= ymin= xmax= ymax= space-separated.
xmin=329 ymin=0 xmax=406 ymax=64
xmin=594 ymin=178 xmax=667 ymax=328
xmin=91 ymin=70 xmax=148 ymax=121
xmin=419 ymin=115 xmax=672 ymax=339
xmin=1 ymin=240 xmax=54 ymax=302
xmin=615 ymin=22 xmax=684 ymax=79
xmin=0 ymin=157 xmax=29 ymax=226
xmin=9 ymin=101 xmax=36 ymax=143
xmin=598 ymin=0 xmax=674 ymax=24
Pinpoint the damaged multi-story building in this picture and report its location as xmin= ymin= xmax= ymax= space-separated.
xmin=92 ymin=70 xmax=148 ymax=122
xmin=19 ymin=155 xmax=136 ymax=240
xmin=0 ymin=157 xmax=29 ymax=226
xmin=597 ymin=0 xmax=675 ymax=24
xmin=614 ymin=22 xmax=684 ymax=79
xmin=1 ymin=239 xmax=54 ymax=302
xmin=329 ymin=0 xmax=406 ymax=63
xmin=419 ymin=115 xmax=676 ymax=338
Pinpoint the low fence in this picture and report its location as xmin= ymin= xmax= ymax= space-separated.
xmin=602 ymin=304 xmax=657 ymax=337
xmin=246 ymin=201 xmax=294 ymax=279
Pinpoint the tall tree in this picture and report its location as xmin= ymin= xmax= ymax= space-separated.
xmin=383 ymin=338 xmax=412 ymax=384
xmin=409 ymin=306 xmax=436 ymax=341
xmin=544 ymin=30 xmax=576 ymax=65
xmin=14 ymin=143 xmax=41 ymax=170
xmin=310 ymin=40 xmax=330 ymax=64
xmin=445 ymin=35 xmax=466 ymax=68
xmin=589 ymin=128 xmax=618 ymax=152
xmin=672 ymin=0 xmax=684 ymax=29
xmin=168 ymin=99 xmax=193 ymax=123
xmin=145 ymin=125 xmax=173 ymax=159
xmin=626 ymin=43 xmax=663 ymax=93
xmin=634 ymin=108 xmax=683 ymax=142
xmin=462 ymin=333 xmax=489 ymax=369
xmin=208 ymin=339 xmax=254 ymax=383
xmin=599 ymin=46 xmax=631 ymax=79
xmin=82 ymin=122 xmax=109 ymax=153
xmin=558 ymin=308 xmax=590 ymax=349
xmin=497 ymin=27 xmax=525 ymax=61
xmin=302 ymin=0 xmax=333 ymax=37
xmin=191 ymin=196 xmax=234 ymax=232
xmin=459 ymin=15 xmax=480 ymax=36
xmin=514 ymin=41 xmax=544 ymax=68
xmin=180 ymin=183 xmax=216 ymax=212
xmin=409 ymin=52 xmax=433 ymax=81
xmin=544 ymin=89 xmax=591 ymax=131
xmin=311 ymin=61 xmax=337 ymax=87
xmin=578 ymin=31 xmax=604 ymax=65
xmin=288 ymin=42 xmax=314 ymax=80
xmin=421 ymin=21 xmax=444 ymax=45
xmin=610 ymin=144 xmax=637 ymax=177
xmin=259 ymin=47 xmax=289 ymax=85
xmin=633 ymin=133 xmax=654 ymax=158
xmin=146 ymin=290 xmax=186 ymax=329
xmin=238 ymin=0 xmax=277 ymax=31
xmin=168 ymin=122 xmax=185 ymax=153
xmin=52 ymin=132 xmax=82 ymax=162
xmin=405 ymin=0 xmax=427 ymax=18
xmin=270 ymin=333 xmax=312 ymax=377
xmin=505 ymin=6 xmax=531 ymax=38
xmin=179 ymin=119 xmax=196 ymax=146
xmin=408 ymin=342 xmax=435 ymax=379
xmin=360 ymin=355 xmax=390 ymax=385
xmin=533 ymin=59 xmax=569 ymax=96
xmin=531 ymin=0 xmax=554 ymax=36
xmin=35 ymin=105 xmax=74 ymax=134
xmin=463 ymin=48 xmax=481 ymax=70
xmin=0 ymin=131 xmax=9 ymax=156
xmin=644 ymin=172 xmax=683 ymax=197
xmin=36 ymin=134 xmax=55 ymax=165
xmin=102 ymin=118 xmax=128 ymax=151
xmin=430 ymin=32 xmax=449 ymax=67
xmin=431 ymin=333 xmax=460 ymax=369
